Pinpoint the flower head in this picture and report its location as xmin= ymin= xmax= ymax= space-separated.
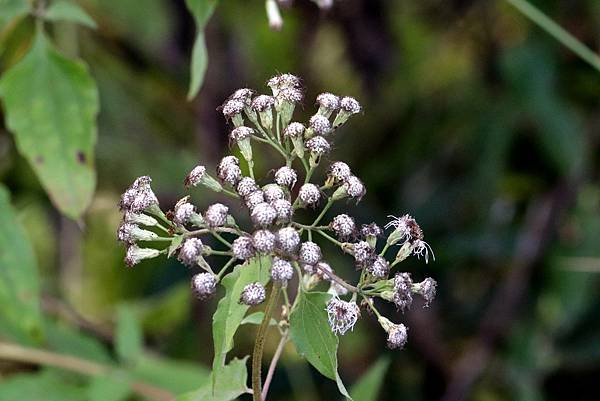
xmin=125 ymin=244 xmax=160 ymax=267
xmin=245 ymin=190 xmax=266 ymax=210
xmin=191 ymin=272 xmax=217 ymax=299
xmin=284 ymin=122 xmax=305 ymax=138
xmin=253 ymin=229 xmax=276 ymax=253
xmin=328 ymin=161 xmax=351 ymax=183
xmin=204 ymin=203 xmax=229 ymax=227
xmin=298 ymin=183 xmax=321 ymax=206
xmin=251 ymin=202 xmax=277 ymax=227
xmin=277 ymin=227 xmax=300 ymax=254
xmin=299 ymin=241 xmax=322 ymax=265
xmin=240 ymin=282 xmax=266 ymax=305
xmin=237 ymin=177 xmax=259 ymax=197
xmin=119 ymin=176 xmax=159 ymax=213
xmin=274 ymin=166 xmax=297 ymax=188
xmin=271 ymin=199 xmax=293 ymax=221
xmin=326 ymin=297 xmax=360 ymax=335
xmin=306 ymin=136 xmax=330 ymax=155
xmin=309 ymin=115 xmax=332 ymax=136
xmin=178 ymin=238 xmax=204 ymax=266
xmin=252 ymin=95 xmax=276 ymax=112
xmin=217 ymin=156 xmax=242 ymax=185
xmin=367 ymin=256 xmax=389 ymax=278
xmin=393 ymin=272 xmax=413 ymax=312
xmin=232 ymin=236 xmax=255 ymax=260
xmin=263 ymin=184 xmax=286 ymax=203
xmin=271 ymin=257 xmax=294 ymax=282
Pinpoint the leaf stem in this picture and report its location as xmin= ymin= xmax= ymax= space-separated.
xmin=261 ymin=331 xmax=289 ymax=401
xmin=252 ymin=283 xmax=281 ymax=401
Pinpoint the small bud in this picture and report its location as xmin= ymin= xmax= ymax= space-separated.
xmin=191 ymin=272 xmax=218 ymax=299
xmin=240 ymin=282 xmax=266 ymax=305
xmin=125 ymin=244 xmax=160 ymax=267
xmin=222 ymin=99 xmax=245 ymax=127
xmin=251 ymin=95 xmax=276 ymax=129
xmin=276 ymin=87 xmax=303 ymax=127
xmin=377 ymin=316 xmax=408 ymax=350
xmin=385 ymin=214 xmax=422 ymax=246
xmin=351 ymin=241 xmax=375 ymax=265
xmin=298 ymin=183 xmax=321 ymax=206
xmin=333 ymin=96 xmax=361 ymax=128
xmin=305 ymin=136 xmax=330 ymax=156
xmin=253 ymin=229 xmax=276 ymax=253
xmin=185 ymin=165 xmax=223 ymax=192
xmin=332 ymin=175 xmax=365 ymax=201
xmin=327 ymin=161 xmax=351 ymax=184
xmin=299 ymin=241 xmax=322 ymax=265
xmin=230 ymin=126 xmax=254 ymax=162
xmin=328 ymin=281 xmax=349 ymax=297
xmin=230 ymin=88 xmax=254 ymax=104
xmin=326 ymin=297 xmax=360 ymax=335
xmin=392 ymin=272 xmax=413 ymax=312
xmin=251 ymin=202 xmax=277 ymax=227
xmin=367 ymin=256 xmax=389 ymax=279
xmin=217 ymin=156 xmax=242 ymax=186
xmin=308 ymin=115 xmax=332 ymax=137
xmin=271 ymin=199 xmax=293 ymax=222
xmin=204 ymin=203 xmax=229 ymax=227
xmin=117 ymin=222 xmax=158 ymax=243
xmin=331 ymin=214 xmax=356 ymax=240
xmin=263 ymin=184 xmax=286 ymax=203
xmin=284 ymin=122 xmax=306 ymax=158
xmin=271 ymin=257 xmax=294 ymax=282
xmin=316 ymin=92 xmax=340 ymax=118
xmin=237 ymin=177 xmax=259 ymax=197
xmin=173 ymin=198 xmax=195 ymax=226
xmin=245 ymin=190 xmax=266 ymax=210
xmin=232 ymin=236 xmax=256 ymax=260
xmin=412 ymin=277 xmax=437 ymax=306
xmin=361 ymin=223 xmax=382 ymax=248
xmin=277 ymin=226 xmax=300 ymax=253
xmin=274 ymin=166 xmax=297 ymax=188
xmin=124 ymin=212 xmax=158 ymax=227
xmin=178 ymin=238 xmax=205 ymax=266
xmin=119 ymin=176 xmax=159 ymax=213
xmin=393 ymin=241 xmax=413 ymax=264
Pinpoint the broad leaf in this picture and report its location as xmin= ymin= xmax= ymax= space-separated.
xmin=45 ymin=0 xmax=97 ymax=29
xmin=0 ymin=185 xmax=43 ymax=344
xmin=212 ymin=256 xmax=271 ymax=369
xmin=172 ymin=357 xmax=248 ymax=401
xmin=290 ymin=291 xmax=352 ymax=400
xmin=240 ymin=311 xmax=277 ymax=326
xmin=0 ymin=30 xmax=99 ymax=219
xmin=0 ymin=0 xmax=29 ymax=29
xmin=184 ymin=0 xmax=218 ymax=99
xmin=349 ymin=357 xmax=390 ymax=401
xmin=115 ymin=304 xmax=143 ymax=364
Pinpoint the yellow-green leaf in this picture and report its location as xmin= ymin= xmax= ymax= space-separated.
xmin=0 ymin=30 xmax=98 ymax=219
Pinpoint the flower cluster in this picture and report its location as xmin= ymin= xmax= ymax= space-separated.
xmin=116 ymin=73 xmax=437 ymax=350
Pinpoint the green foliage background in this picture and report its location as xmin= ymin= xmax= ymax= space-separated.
xmin=1 ymin=0 xmax=599 ymax=400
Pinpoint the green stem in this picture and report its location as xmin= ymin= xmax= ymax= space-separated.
xmin=311 ymin=198 xmax=334 ymax=228
xmin=252 ymin=284 xmax=281 ymax=401
xmin=314 ymin=229 xmax=344 ymax=247
xmin=211 ymin=231 xmax=232 ymax=247
xmin=217 ymin=258 xmax=237 ymax=279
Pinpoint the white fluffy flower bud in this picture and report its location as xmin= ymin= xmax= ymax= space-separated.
xmin=284 ymin=122 xmax=305 ymax=138
xmin=252 ymin=230 xmax=276 ymax=253
xmin=308 ymin=115 xmax=332 ymax=136
xmin=185 ymin=165 xmax=223 ymax=192
xmin=232 ymin=236 xmax=255 ymax=260
xmin=274 ymin=166 xmax=297 ymax=188
xmin=217 ymin=156 xmax=242 ymax=185
xmin=117 ymin=222 xmax=158 ymax=243
xmin=230 ymin=126 xmax=254 ymax=162
xmin=326 ymin=297 xmax=360 ymax=335
xmin=204 ymin=203 xmax=229 ymax=227
xmin=174 ymin=201 xmax=195 ymax=226
xmin=237 ymin=177 xmax=259 ymax=197
xmin=352 ymin=241 xmax=374 ymax=265
xmin=392 ymin=272 xmax=413 ymax=312
xmin=367 ymin=256 xmax=389 ymax=278
xmin=332 ymin=175 xmax=365 ymax=201
xmin=277 ymin=227 xmax=300 ymax=253
xmin=412 ymin=277 xmax=437 ymax=307
xmin=316 ymin=92 xmax=340 ymax=117
xmin=263 ymin=184 xmax=286 ymax=203
xmin=271 ymin=199 xmax=293 ymax=222
xmin=306 ymin=136 xmax=330 ymax=156
xmin=240 ymin=282 xmax=266 ymax=305
xmin=245 ymin=190 xmax=265 ymax=210
xmin=299 ymin=241 xmax=321 ymax=265
xmin=298 ymin=183 xmax=321 ymax=206
xmin=271 ymin=257 xmax=294 ymax=282
xmin=331 ymin=214 xmax=356 ymax=239
xmin=251 ymin=202 xmax=277 ymax=227
xmin=378 ymin=316 xmax=408 ymax=350
xmin=191 ymin=272 xmax=217 ymax=299
xmin=230 ymin=88 xmax=253 ymax=104
xmin=125 ymin=244 xmax=160 ymax=267
xmin=222 ymin=99 xmax=245 ymax=126
xmin=333 ymin=96 xmax=361 ymax=128
xmin=178 ymin=238 xmax=204 ymax=266
xmin=252 ymin=95 xmax=276 ymax=129
xmin=327 ymin=161 xmax=351 ymax=183
xmin=119 ymin=176 xmax=159 ymax=213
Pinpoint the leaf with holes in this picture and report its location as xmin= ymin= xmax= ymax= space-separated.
xmin=0 ymin=30 xmax=98 ymax=219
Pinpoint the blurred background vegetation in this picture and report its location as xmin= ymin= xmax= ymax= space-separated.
xmin=1 ymin=0 xmax=599 ymax=400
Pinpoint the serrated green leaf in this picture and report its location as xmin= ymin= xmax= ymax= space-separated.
xmin=0 ymin=185 xmax=43 ymax=344
xmin=115 ymin=304 xmax=143 ymax=364
xmin=184 ymin=0 xmax=218 ymax=99
xmin=45 ymin=1 xmax=97 ymax=29
xmin=290 ymin=291 xmax=352 ymax=400
xmin=0 ymin=0 xmax=30 ymax=29
xmin=130 ymin=354 xmax=210 ymax=394
xmin=172 ymin=357 xmax=248 ymax=401
xmin=349 ymin=357 xmax=390 ymax=401
xmin=240 ymin=311 xmax=277 ymax=326
xmin=212 ymin=256 xmax=271 ymax=369
xmin=0 ymin=30 xmax=98 ymax=219
xmin=0 ymin=369 xmax=87 ymax=401
xmin=86 ymin=373 xmax=131 ymax=401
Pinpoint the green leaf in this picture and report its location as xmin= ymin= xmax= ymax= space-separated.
xmin=0 ymin=369 xmax=87 ymax=401
xmin=86 ymin=374 xmax=131 ymax=401
xmin=45 ymin=319 xmax=112 ymax=363
xmin=349 ymin=357 xmax=390 ymax=401
xmin=168 ymin=234 xmax=184 ymax=257
xmin=0 ymin=30 xmax=99 ymax=219
xmin=289 ymin=291 xmax=352 ymax=400
xmin=0 ymin=185 xmax=43 ymax=344
xmin=115 ymin=304 xmax=143 ymax=364
xmin=184 ymin=0 xmax=218 ymax=99
xmin=240 ymin=311 xmax=277 ymax=326
xmin=130 ymin=354 xmax=210 ymax=394
xmin=45 ymin=0 xmax=97 ymax=29
xmin=0 ymin=0 xmax=29 ymax=29
xmin=212 ymin=256 xmax=271 ymax=369
xmin=172 ymin=357 xmax=248 ymax=401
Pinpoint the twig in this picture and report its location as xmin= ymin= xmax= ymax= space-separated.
xmin=0 ymin=342 xmax=174 ymax=401
xmin=261 ymin=331 xmax=289 ymax=401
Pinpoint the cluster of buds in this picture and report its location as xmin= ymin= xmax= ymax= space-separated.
xmin=265 ymin=0 xmax=337 ymax=31
xmin=117 ymin=73 xmax=437 ymax=350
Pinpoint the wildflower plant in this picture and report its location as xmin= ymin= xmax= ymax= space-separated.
xmin=117 ymin=74 xmax=437 ymax=400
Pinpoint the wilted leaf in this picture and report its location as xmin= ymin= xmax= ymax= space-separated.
xmin=184 ymin=0 xmax=218 ymax=99
xmin=172 ymin=357 xmax=248 ymax=401
xmin=212 ymin=256 xmax=271 ymax=369
xmin=349 ymin=357 xmax=390 ymax=401
xmin=45 ymin=0 xmax=97 ymax=29
xmin=289 ymin=291 xmax=352 ymax=400
xmin=0 ymin=30 xmax=98 ymax=219
xmin=116 ymin=304 xmax=143 ymax=364
xmin=0 ymin=185 xmax=43 ymax=344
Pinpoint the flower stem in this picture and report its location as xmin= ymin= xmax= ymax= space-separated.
xmin=252 ymin=283 xmax=281 ymax=401
xmin=261 ymin=331 xmax=289 ymax=401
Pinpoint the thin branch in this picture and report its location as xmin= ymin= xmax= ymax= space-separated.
xmin=261 ymin=331 xmax=289 ymax=401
